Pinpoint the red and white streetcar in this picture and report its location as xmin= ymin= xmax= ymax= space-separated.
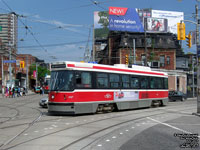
xmin=48 ymin=61 xmax=168 ymax=115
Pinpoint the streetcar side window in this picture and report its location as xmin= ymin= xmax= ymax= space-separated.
xmin=140 ymin=76 xmax=149 ymax=89
xmin=96 ymin=73 xmax=109 ymax=88
xmin=121 ymin=75 xmax=130 ymax=88
xmin=150 ymin=77 xmax=155 ymax=89
xmin=130 ymin=76 xmax=139 ymax=89
xmin=75 ymin=72 xmax=92 ymax=88
xmin=150 ymin=77 xmax=164 ymax=89
xmin=156 ymin=77 xmax=163 ymax=89
xmin=109 ymin=74 xmax=120 ymax=88
xmin=164 ymin=78 xmax=168 ymax=89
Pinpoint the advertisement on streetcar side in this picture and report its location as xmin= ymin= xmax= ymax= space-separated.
xmin=114 ymin=91 xmax=139 ymax=101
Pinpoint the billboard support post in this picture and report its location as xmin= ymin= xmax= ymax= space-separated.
xmin=133 ymin=39 xmax=136 ymax=64
xmin=144 ymin=23 xmax=148 ymax=66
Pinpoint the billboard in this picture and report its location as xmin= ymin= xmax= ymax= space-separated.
xmin=152 ymin=10 xmax=184 ymax=34
xmin=94 ymin=8 xmax=184 ymax=38
xmin=109 ymin=7 xmax=144 ymax=32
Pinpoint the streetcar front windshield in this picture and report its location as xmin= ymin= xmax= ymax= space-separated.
xmin=50 ymin=70 xmax=74 ymax=91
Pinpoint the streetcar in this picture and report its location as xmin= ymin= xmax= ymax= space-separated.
xmin=48 ymin=61 xmax=168 ymax=115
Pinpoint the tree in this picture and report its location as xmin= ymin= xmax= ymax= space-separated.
xmin=29 ymin=63 xmax=50 ymax=84
xmin=98 ymin=11 xmax=109 ymax=28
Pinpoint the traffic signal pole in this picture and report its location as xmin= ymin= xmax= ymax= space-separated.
xmin=195 ymin=5 xmax=200 ymax=113
xmin=179 ymin=5 xmax=200 ymax=114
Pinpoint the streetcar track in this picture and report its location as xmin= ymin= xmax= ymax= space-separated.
xmin=1 ymin=104 xmax=196 ymax=150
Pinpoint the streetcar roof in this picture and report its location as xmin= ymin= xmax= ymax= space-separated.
xmin=51 ymin=61 xmax=168 ymax=77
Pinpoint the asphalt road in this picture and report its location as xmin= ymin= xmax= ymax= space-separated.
xmin=0 ymin=95 xmax=199 ymax=150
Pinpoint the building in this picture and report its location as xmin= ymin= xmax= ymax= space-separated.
xmin=0 ymin=13 xmax=18 ymax=47
xmin=95 ymin=31 xmax=187 ymax=93
xmin=0 ymin=12 xmax=18 ymax=90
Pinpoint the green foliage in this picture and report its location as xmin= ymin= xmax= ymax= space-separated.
xmin=98 ymin=11 xmax=109 ymax=28
xmin=95 ymin=28 xmax=109 ymax=38
xmin=29 ymin=63 xmax=50 ymax=80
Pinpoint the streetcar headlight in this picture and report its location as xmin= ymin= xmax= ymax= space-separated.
xmin=51 ymin=95 xmax=55 ymax=99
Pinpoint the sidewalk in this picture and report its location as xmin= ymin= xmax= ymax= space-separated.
xmin=0 ymin=90 xmax=35 ymax=99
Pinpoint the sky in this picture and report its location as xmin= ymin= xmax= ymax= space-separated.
xmin=0 ymin=0 xmax=199 ymax=63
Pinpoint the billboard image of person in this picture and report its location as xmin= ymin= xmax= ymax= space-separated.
xmin=145 ymin=17 xmax=168 ymax=32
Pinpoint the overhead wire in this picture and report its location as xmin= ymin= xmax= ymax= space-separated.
xmin=1 ymin=0 xmax=49 ymax=53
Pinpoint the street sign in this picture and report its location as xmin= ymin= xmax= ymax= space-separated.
xmin=3 ymin=60 xmax=16 ymax=63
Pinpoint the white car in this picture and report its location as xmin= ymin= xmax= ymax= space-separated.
xmin=39 ymin=97 xmax=48 ymax=108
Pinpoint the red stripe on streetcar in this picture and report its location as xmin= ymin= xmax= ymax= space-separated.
xmin=67 ymin=64 xmax=75 ymax=67
xmin=93 ymin=66 xmax=165 ymax=76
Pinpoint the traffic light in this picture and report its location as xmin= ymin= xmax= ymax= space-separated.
xmin=177 ymin=23 xmax=185 ymax=40
xmin=20 ymin=61 xmax=24 ymax=68
xmin=125 ymin=54 xmax=129 ymax=64
xmin=186 ymin=33 xmax=192 ymax=48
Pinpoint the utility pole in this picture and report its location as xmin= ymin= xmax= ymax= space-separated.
xmin=195 ymin=5 xmax=200 ymax=113
xmin=92 ymin=25 xmax=95 ymax=62
xmin=26 ymin=55 xmax=29 ymax=91
xmin=36 ymin=63 xmax=38 ymax=87
xmin=8 ymin=42 xmax=12 ymax=87
xmin=1 ymin=55 xmax=4 ymax=96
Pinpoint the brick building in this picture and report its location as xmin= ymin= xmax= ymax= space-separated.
xmin=95 ymin=31 xmax=187 ymax=93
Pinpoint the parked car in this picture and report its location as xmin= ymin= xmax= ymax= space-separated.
xmin=39 ymin=97 xmax=48 ymax=108
xmin=168 ymin=91 xmax=187 ymax=101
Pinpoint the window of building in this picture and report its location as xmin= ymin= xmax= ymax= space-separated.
xmin=160 ymin=55 xmax=165 ymax=67
xmin=167 ymin=56 xmax=170 ymax=65
xmin=141 ymin=54 xmax=146 ymax=65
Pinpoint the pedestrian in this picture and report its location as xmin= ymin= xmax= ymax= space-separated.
xmin=40 ymin=86 xmax=42 ymax=95
xmin=17 ymin=87 xmax=20 ymax=97
xmin=9 ymin=87 xmax=12 ymax=98
xmin=20 ymin=87 xmax=23 ymax=96
xmin=12 ymin=87 xmax=15 ymax=98
xmin=23 ymin=87 xmax=26 ymax=96
xmin=5 ymin=87 xmax=9 ymax=98
xmin=2 ymin=86 xmax=4 ymax=97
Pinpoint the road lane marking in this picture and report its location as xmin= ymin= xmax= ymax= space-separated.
xmin=147 ymin=117 xmax=200 ymax=138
